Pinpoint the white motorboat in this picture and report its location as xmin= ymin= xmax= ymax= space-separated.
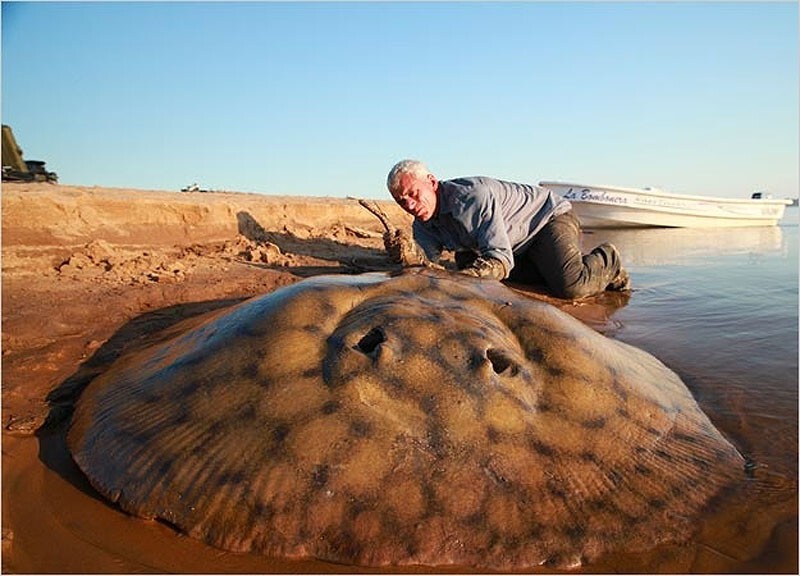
xmin=539 ymin=181 xmax=793 ymax=228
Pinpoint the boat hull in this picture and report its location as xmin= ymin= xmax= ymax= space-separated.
xmin=540 ymin=181 xmax=791 ymax=228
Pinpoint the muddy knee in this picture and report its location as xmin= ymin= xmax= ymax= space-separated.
xmin=590 ymin=243 xmax=622 ymax=275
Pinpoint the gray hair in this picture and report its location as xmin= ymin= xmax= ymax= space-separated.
xmin=386 ymin=159 xmax=431 ymax=193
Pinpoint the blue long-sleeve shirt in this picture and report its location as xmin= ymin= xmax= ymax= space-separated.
xmin=413 ymin=177 xmax=571 ymax=276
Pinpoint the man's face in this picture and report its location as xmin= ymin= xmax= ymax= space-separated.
xmin=391 ymin=172 xmax=438 ymax=222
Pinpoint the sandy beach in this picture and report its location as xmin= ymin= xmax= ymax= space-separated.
xmin=2 ymin=182 xmax=795 ymax=573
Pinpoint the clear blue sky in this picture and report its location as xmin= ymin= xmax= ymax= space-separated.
xmin=2 ymin=1 xmax=798 ymax=199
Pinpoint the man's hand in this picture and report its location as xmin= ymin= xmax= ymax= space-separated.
xmin=458 ymin=256 xmax=507 ymax=280
xmin=383 ymin=230 xmax=429 ymax=267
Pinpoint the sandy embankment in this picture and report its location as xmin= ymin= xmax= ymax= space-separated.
xmin=1 ymin=182 xmax=413 ymax=572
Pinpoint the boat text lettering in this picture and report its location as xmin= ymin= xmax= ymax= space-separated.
xmin=563 ymin=188 xmax=628 ymax=205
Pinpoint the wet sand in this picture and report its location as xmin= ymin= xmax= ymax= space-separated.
xmin=2 ymin=183 xmax=796 ymax=573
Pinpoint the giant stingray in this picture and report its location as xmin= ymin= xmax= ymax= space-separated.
xmin=67 ymin=269 xmax=744 ymax=570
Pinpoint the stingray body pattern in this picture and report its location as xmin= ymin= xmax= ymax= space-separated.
xmin=68 ymin=269 xmax=744 ymax=569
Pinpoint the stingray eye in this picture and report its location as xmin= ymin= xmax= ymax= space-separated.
xmin=486 ymin=348 xmax=518 ymax=376
xmin=355 ymin=327 xmax=387 ymax=356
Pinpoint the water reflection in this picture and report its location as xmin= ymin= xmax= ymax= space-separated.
xmin=583 ymin=226 xmax=787 ymax=266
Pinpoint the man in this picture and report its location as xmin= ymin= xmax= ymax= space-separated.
xmin=384 ymin=159 xmax=630 ymax=299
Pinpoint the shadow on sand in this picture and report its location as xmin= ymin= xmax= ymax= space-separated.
xmin=236 ymin=211 xmax=394 ymax=277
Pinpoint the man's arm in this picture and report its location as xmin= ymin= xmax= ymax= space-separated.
xmin=458 ymin=256 xmax=508 ymax=280
xmin=452 ymin=184 xmax=514 ymax=279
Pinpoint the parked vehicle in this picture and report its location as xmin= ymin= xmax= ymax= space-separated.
xmin=2 ymin=124 xmax=58 ymax=183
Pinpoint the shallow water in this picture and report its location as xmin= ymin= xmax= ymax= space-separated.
xmin=6 ymin=218 xmax=798 ymax=574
